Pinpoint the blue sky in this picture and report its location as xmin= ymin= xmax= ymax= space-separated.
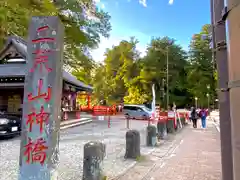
xmin=92 ymin=0 xmax=211 ymax=61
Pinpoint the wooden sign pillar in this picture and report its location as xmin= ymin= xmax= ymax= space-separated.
xmin=18 ymin=16 xmax=64 ymax=180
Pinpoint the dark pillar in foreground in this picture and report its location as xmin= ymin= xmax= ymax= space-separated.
xmin=224 ymin=0 xmax=240 ymax=179
xmin=18 ymin=16 xmax=64 ymax=180
xmin=124 ymin=130 xmax=141 ymax=159
xmin=212 ymin=0 xmax=233 ymax=179
xmin=82 ymin=141 xmax=106 ymax=180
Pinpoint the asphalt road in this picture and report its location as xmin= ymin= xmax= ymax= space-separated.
xmin=0 ymin=119 xmax=150 ymax=180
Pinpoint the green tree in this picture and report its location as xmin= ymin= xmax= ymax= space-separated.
xmin=0 ymin=0 xmax=111 ymax=68
xmin=91 ymin=38 xmax=141 ymax=104
xmin=187 ymin=24 xmax=216 ymax=107
xmin=139 ymin=37 xmax=188 ymax=107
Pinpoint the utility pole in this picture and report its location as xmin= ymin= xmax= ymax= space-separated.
xmin=161 ymin=78 xmax=165 ymax=109
xmin=157 ymin=42 xmax=172 ymax=110
xmin=211 ymin=0 xmax=217 ymax=109
xmin=195 ymin=97 xmax=198 ymax=108
xmin=224 ymin=0 xmax=240 ymax=179
xmin=207 ymin=93 xmax=210 ymax=109
xmin=211 ymin=0 xmax=233 ymax=179
xmin=166 ymin=46 xmax=169 ymax=110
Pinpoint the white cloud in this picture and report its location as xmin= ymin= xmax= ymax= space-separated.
xmin=169 ymin=0 xmax=174 ymax=5
xmin=139 ymin=0 xmax=147 ymax=7
xmin=101 ymin=3 xmax=105 ymax=9
xmin=91 ymin=35 xmax=147 ymax=62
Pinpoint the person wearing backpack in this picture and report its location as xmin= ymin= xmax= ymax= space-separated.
xmin=191 ymin=107 xmax=198 ymax=128
xmin=199 ymin=108 xmax=207 ymax=128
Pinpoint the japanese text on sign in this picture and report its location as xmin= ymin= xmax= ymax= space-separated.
xmin=26 ymin=106 xmax=50 ymax=133
xmin=27 ymin=79 xmax=51 ymax=102
xmin=30 ymin=26 xmax=55 ymax=74
xmin=24 ymin=137 xmax=48 ymax=166
xmin=23 ymin=25 xmax=55 ymax=166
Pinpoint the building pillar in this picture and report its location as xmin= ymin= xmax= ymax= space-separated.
xmin=87 ymin=93 xmax=91 ymax=110
xmin=212 ymin=0 xmax=234 ymax=179
xmin=225 ymin=0 xmax=240 ymax=179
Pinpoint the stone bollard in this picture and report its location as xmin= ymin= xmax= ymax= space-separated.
xmin=167 ymin=119 xmax=175 ymax=133
xmin=126 ymin=117 xmax=130 ymax=129
xmin=146 ymin=125 xmax=157 ymax=146
xmin=124 ymin=130 xmax=141 ymax=159
xmin=157 ymin=122 xmax=167 ymax=139
xmin=176 ymin=118 xmax=180 ymax=130
xmin=82 ymin=141 xmax=106 ymax=180
xmin=180 ymin=117 xmax=185 ymax=126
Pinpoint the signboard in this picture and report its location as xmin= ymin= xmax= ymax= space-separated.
xmin=168 ymin=111 xmax=175 ymax=118
xmin=18 ymin=16 xmax=64 ymax=180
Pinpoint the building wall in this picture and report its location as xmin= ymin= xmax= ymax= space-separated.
xmin=0 ymin=88 xmax=23 ymax=114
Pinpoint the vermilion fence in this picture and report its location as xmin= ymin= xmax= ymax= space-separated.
xmin=92 ymin=105 xmax=120 ymax=116
xmin=158 ymin=111 xmax=168 ymax=122
xmin=92 ymin=106 xmax=110 ymax=116
xmin=88 ymin=105 xmax=190 ymax=124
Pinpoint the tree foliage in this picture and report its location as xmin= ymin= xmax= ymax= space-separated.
xmin=0 ymin=0 xmax=111 ymax=68
xmin=89 ymin=24 xmax=216 ymax=108
xmin=89 ymin=36 xmax=192 ymax=107
xmin=187 ymin=24 xmax=216 ymax=107
xmin=0 ymin=3 xmax=215 ymax=108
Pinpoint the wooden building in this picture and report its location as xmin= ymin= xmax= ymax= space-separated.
xmin=0 ymin=36 xmax=92 ymax=118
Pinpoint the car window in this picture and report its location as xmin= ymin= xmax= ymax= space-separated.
xmin=136 ymin=107 xmax=143 ymax=112
xmin=131 ymin=107 xmax=138 ymax=111
xmin=123 ymin=106 xmax=132 ymax=110
xmin=124 ymin=106 xmax=138 ymax=111
xmin=142 ymin=107 xmax=150 ymax=112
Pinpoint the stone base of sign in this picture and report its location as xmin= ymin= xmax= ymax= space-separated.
xmin=98 ymin=116 xmax=105 ymax=121
xmin=157 ymin=122 xmax=167 ymax=139
xmin=82 ymin=141 xmax=106 ymax=180
xmin=124 ymin=130 xmax=141 ymax=159
xmin=167 ymin=120 xmax=175 ymax=133
xmin=60 ymin=118 xmax=92 ymax=130
xmin=146 ymin=125 xmax=157 ymax=146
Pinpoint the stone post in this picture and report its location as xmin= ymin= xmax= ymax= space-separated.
xmin=146 ymin=125 xmax=157 ymax=146
xmin=82 ymin=141 xmax=106 ymax=180
xmin=126 ymin=116 xmax=130 ymax=129
xmin=18 ymin=16 xmax=64 ymax=180
xmin=124 ymin=130 xmax=141 ymax=159
xmin=157 ymin=121 xmax=167 ymax=139
xmin=166 ymin=119 xmax=175 ymax=133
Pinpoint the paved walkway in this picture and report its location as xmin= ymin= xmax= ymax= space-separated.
xmin=116 ymin=120 xmax=222 ymax=180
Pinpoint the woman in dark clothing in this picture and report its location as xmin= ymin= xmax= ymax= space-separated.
xmin=191 ymin=107 xmax=198 ymax=128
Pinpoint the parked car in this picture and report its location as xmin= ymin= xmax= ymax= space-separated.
xmin=123 ymin=104 xmax=152 ymax=120
xmin=0 ymin=114 xmax=21 ymax=137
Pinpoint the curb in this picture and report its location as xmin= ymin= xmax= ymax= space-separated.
xmin=110 ymin=147 xmax=156 ymax=180
xmin=208 ymin=116 xmax=220 ymax=132
xmin=111 ymin=124 xmax=186 ymax=180
xmin=112 ymin=127 xmax=185 ymax=180
xmin=212 ymin=122 xmax=220 ymax=132
xmin=60 ymin=118 xmax=92 ymax=130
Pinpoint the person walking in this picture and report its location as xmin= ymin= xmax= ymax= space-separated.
xmin=189 ymin=107 xmax=194 ymax=122
xmin=191 ymin=107 xmax=198 ymax=128
xmin=199 ymin=108 xmax=207 ymax=128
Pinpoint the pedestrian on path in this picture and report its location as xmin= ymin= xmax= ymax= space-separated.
xmin=199 ymin=108 xmax=207 ymax=128
xmin=189 ymin=106 xmax=194 ymax=122
xmin=191 ymin=107 xmax=198 ymax=128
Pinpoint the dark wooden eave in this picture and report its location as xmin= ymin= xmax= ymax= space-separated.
xmin=0 ymin=36 xmax=93 ymax=92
